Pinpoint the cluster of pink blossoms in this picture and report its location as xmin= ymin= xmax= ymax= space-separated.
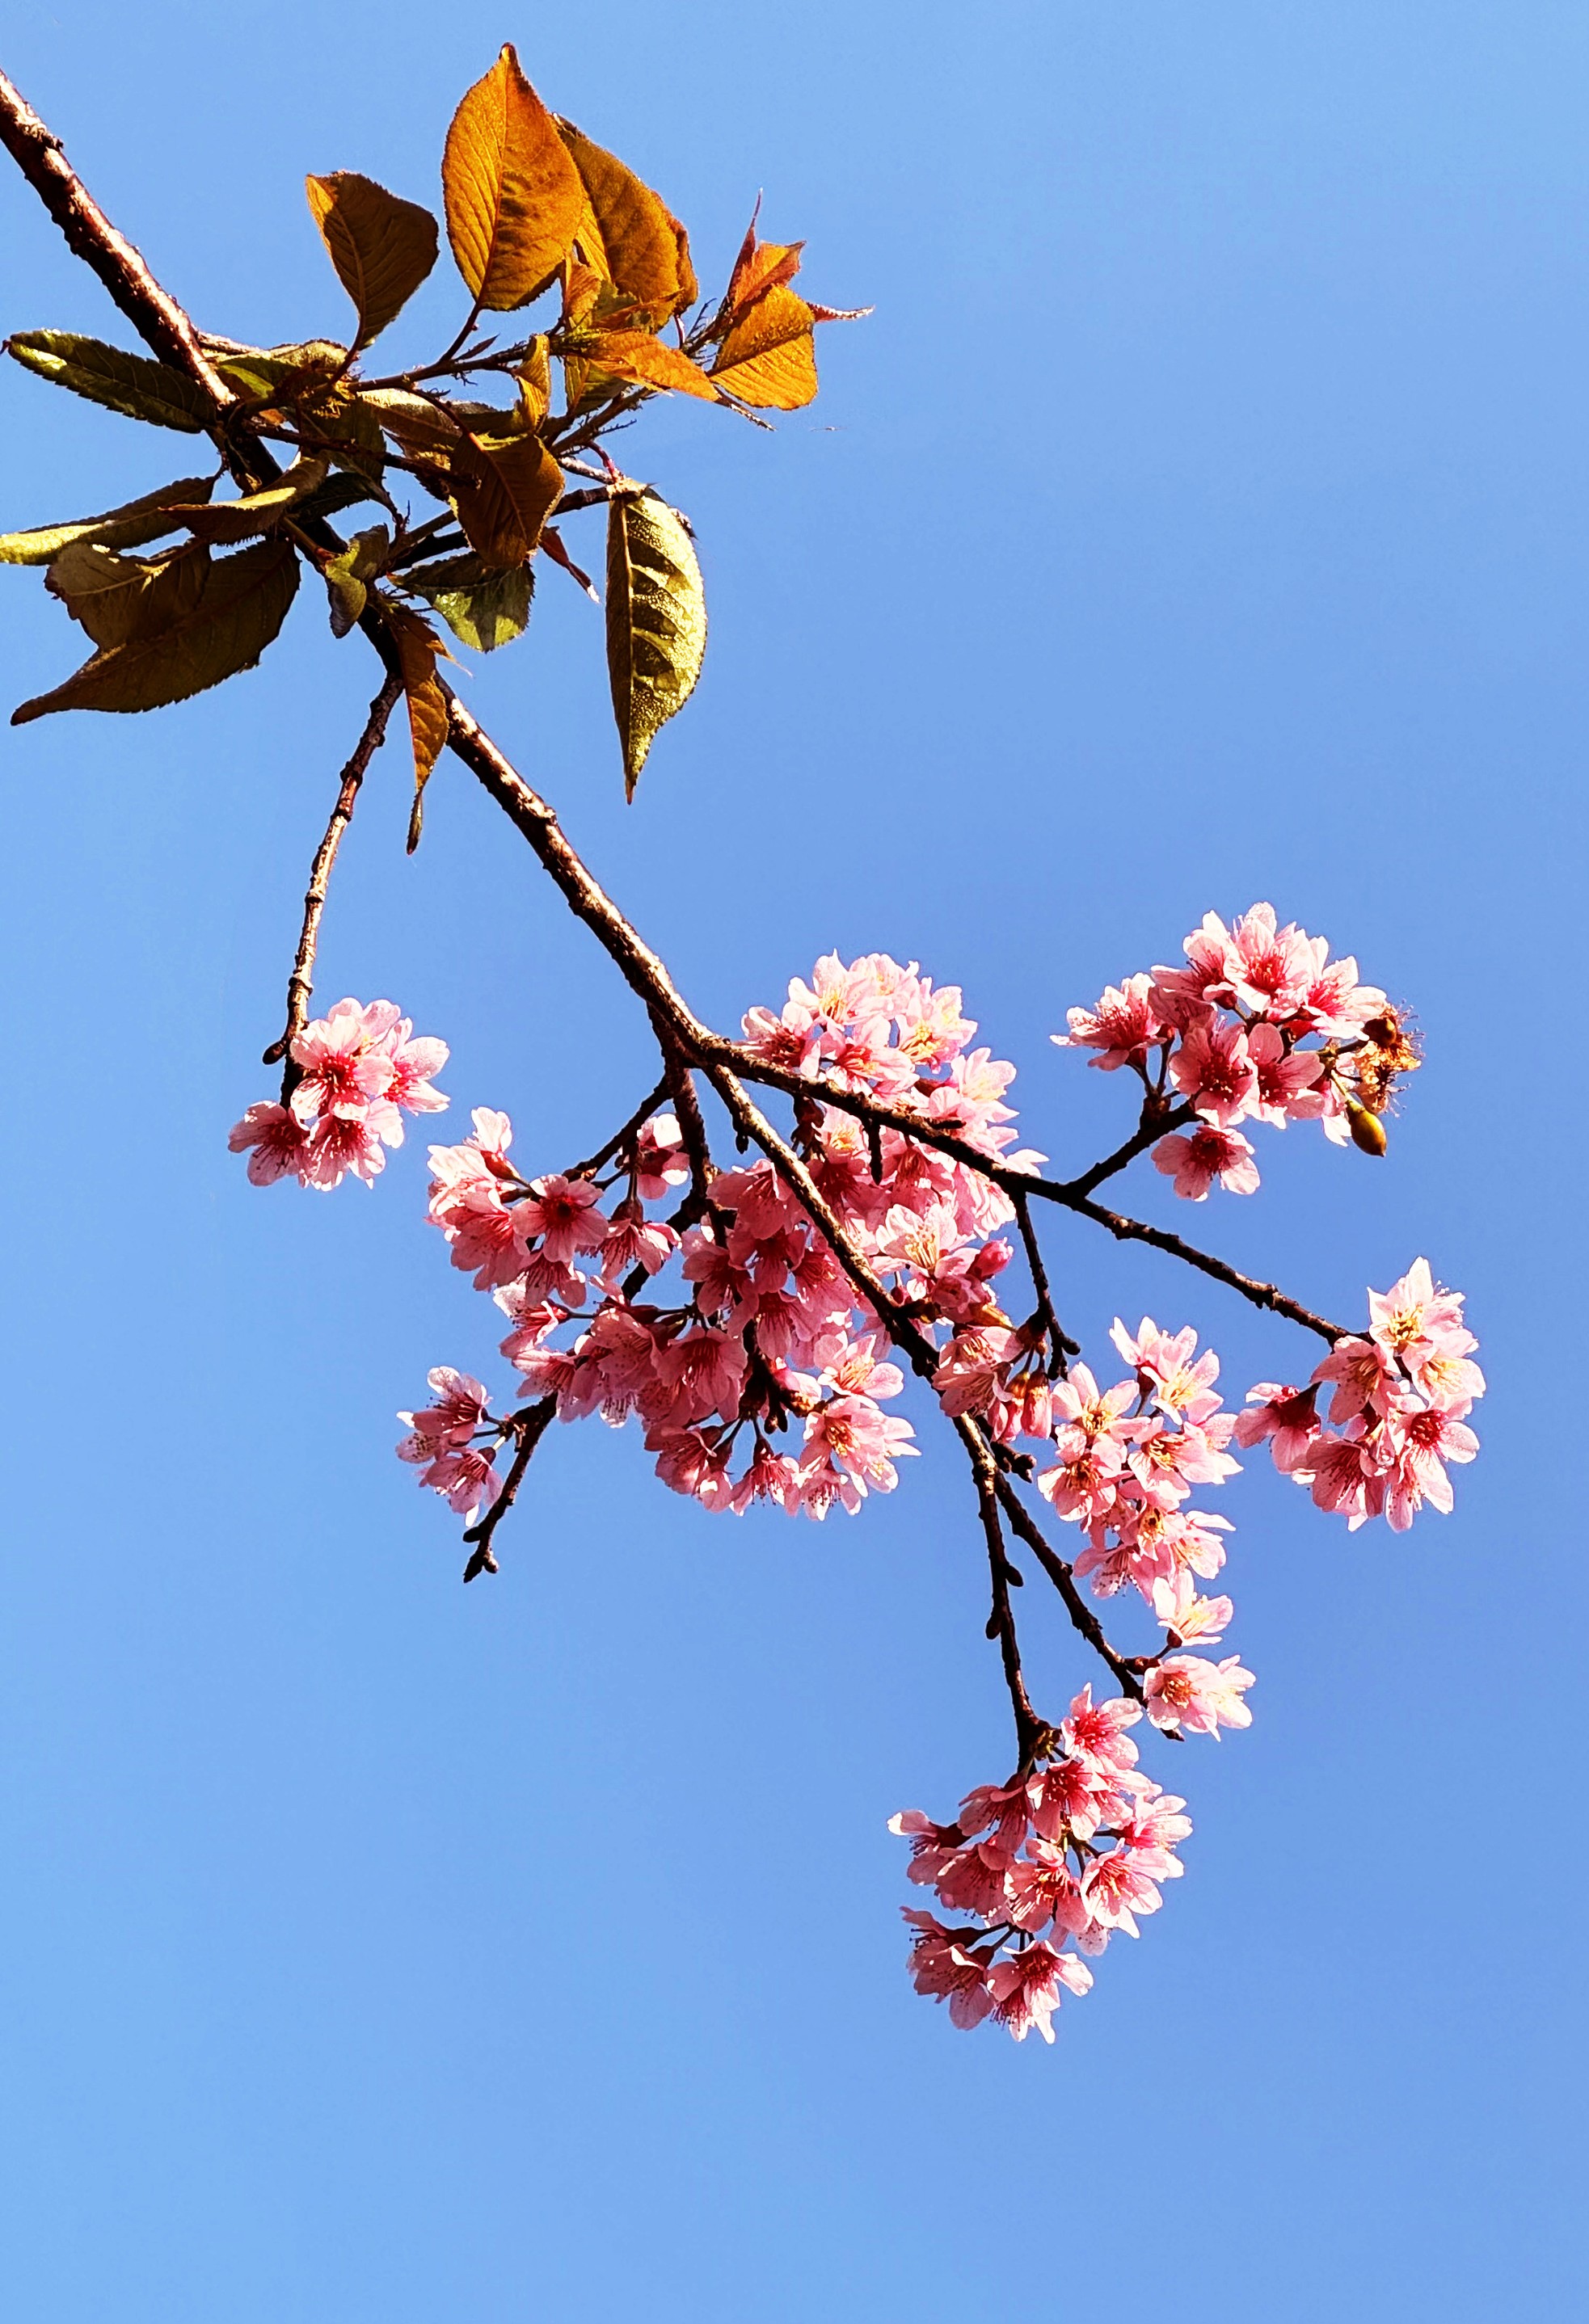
xmin=225 ymin=937 xmax=1483 ymax=2048
xmin=1056 ymin=902 xmax=1418 ymax=1198
xmin=409 ymin=953 xmax=1044 ymax=1522
xmin=229 ymin=998 xmax=449 ymax=1189
xmin=891 ymin=1689 xmax=1192 ymax=2043
xmin=1238 ymin=1257 xmax=1484 ymax=1530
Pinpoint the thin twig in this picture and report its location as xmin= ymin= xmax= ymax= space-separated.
xmin=989 ymin=1470 xmax=1151 ymax=1710
xmin=262 ymin=674 xmax=403 ymax=1084
xmin=563 ymin=1075 xmax=671 ymax=1181
xmin=1013 ymin=1191 xmax=1078 ymax=1375
xmin=955 ymin=1418 xmax=1045 ymax=1765
xmin=461 ymin=1396 xmax=558 ymax=1581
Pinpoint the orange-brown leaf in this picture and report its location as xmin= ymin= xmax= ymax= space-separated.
xmin=442 ymin=46 xmax=585 ymax=311
xmin=555 ymin=119 xmax=685 ymax=326
xmin=386 ymin=604 xmax=451 ymax=849
xmin=726 ymin=220 xmax=805 ymax=318
xmin=590 ymin=330 xmax=723 ymax=402
xmin=710 ymin=283 xmax=820 ymax=409
xmin=306 ymin=171 xmax=439 ymax=347
xmin=449 ymin=430 xmax=563 ymax=566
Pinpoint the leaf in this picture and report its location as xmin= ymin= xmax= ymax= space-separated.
xmin=442 ymin=45 xmax=585 ymax=311
xmin=605 ymin=485 xmax=706 ymax=798
xmin=47 ymin=540 xmax=210 ymax=648
xmin=725 ymin=210 xmax=806 ymax=316
xmin=555 ymin=119 xmax=687 ymax=326
xmin=360 ymin=386 xmax=464 ymax=463
xmin=322 ymin=525 xmax=390 ymax=637
xmin=584 ymin=330 xmax=723 ymax=403
xmin=162 ymin=456 xmax=331 ymax=543
xmin=449 ymin=430 xmax=563 ymax=566
xmin=5 ymin=330 xmax=214 ymax=432
xmin=516 ymin=337 xmax=552 ymax=427
xmin=411 ymin=558 xmax=533 ymax=651
xmin=710 ymin=284 xmax=820 ymax=409
xmin=540 ymin=524 xmax=599 ymax=601
xmin=12 ymin=537 xmax=299 ymax=722
xmin=210 ymin=340 xmax=348 ymax=405
xmin=384 ymin=604 xmax=452 ymax=848
xmin=306 ymin=171 xmax=439 ymax=347
xmin=0 ymin=475 xmax=216 ymax=566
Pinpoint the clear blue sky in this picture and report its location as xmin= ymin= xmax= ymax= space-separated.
xmin=1 ymin=5 xmax=1583 ymax=2318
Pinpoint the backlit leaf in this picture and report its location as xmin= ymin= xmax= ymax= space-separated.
xmin=384 ymin=603 xmax=452 ymax=848
xmin=516 ymin=336 xmax=552 ymax=427
xmin=306 ymin=171 xmax=439 ymax=347
xmin=11 ymin=537 xmax=299 ymax=722
xmin=725 ymin=212 xmax=806 ymax=316
xmin=555 ymin=119 xmax=686 ymax=326
xmin=585 ymin=330 xmax=723 ymax=402
xmin=605 ymin=484 xmax=706 ymax=798
xmin=710 ymin=284 xmax=819 ymax=409
xmin=5 ymin=330 xmax=213 ymax=432
xmin=0 ymin=475 xmax=216 ymax=566
xmin=442 ymin=46 xmax=584 ymax=311
xmin=47 ymin=539 xmax=209 ymax=648
xmin=411 ymin=556 xmax=533 ymax=650
xmin=449 ymin=430 xmax=563 ymax=566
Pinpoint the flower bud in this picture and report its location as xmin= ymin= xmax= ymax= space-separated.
xmin=1347 ymin=1102 xmax=1387 ymax=1157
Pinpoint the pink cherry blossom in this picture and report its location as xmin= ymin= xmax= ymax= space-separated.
xmin=1169 ymin=1016 xmax=1258 ymax=1129
xmin=228 ymin=1101 xmax=311 ymax=1185
xmin=1053 ymin=974 xmax=1168 ymax=1071
xmin=1144 ymin=1653 xmax=1255 ymax=1737
xmin=1153 ymin=1124 xmax=1260 ymax=1200
xmin=1234 ymin=1382 xmax=1321 ymax=1470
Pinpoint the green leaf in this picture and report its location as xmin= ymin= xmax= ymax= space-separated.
xmin=5 ymin=330 xmax=215 ymax=432
xmin=411 ymin=556 xmax=532 ymax=650
xmin=12 ymin=537 xmax=300 ymax=722
xmin=605 ymin=484 xmax=706 ymax=798
xmin=0 ymin=476 xmax=217 ymax=566
xmin=209 ymin=340 xmax=348 ymax=404
xmin=323 ymin=525 xmax=391 ymax=638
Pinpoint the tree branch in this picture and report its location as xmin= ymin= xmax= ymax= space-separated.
xmin=461 ymin=1396 xmax=558 ymax=1581
xmin=262 ymin=672 xmax=403 ymax=1083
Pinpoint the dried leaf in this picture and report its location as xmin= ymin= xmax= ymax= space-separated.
xmin=306 ymin=170 xmax=439 ymax=347
xmin=710 ymin=284 xmax=820 ymax=409
xmin=47 ymin=540 xmax=210 ymax=648
xmin=586 ymin=330 xmax=722 ymax=403
xmin=442 ymin=45 xmax=584 ymax=311
xmin=5 ymin=330 xmax=214 ymax=432
xmin=555 ymin=119 xmax=687 ymax=326
xmin=0 ymin=475 xmax=216 ymax=566
xmin=12 ymin=537 xmax=300 ymax=722
xmin=605 ymin=485 xmax=706 ymax=798
xmin=384 ymin=603 xmax=452 ymax=848
xmin=449 ymin=430 xmax=563 ymax=566
xmin=412 ymin=558 xmax=533 ymax=651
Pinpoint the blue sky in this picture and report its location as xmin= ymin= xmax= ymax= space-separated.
xmin=1 ymin=4 xmax=1584 ymax=2317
